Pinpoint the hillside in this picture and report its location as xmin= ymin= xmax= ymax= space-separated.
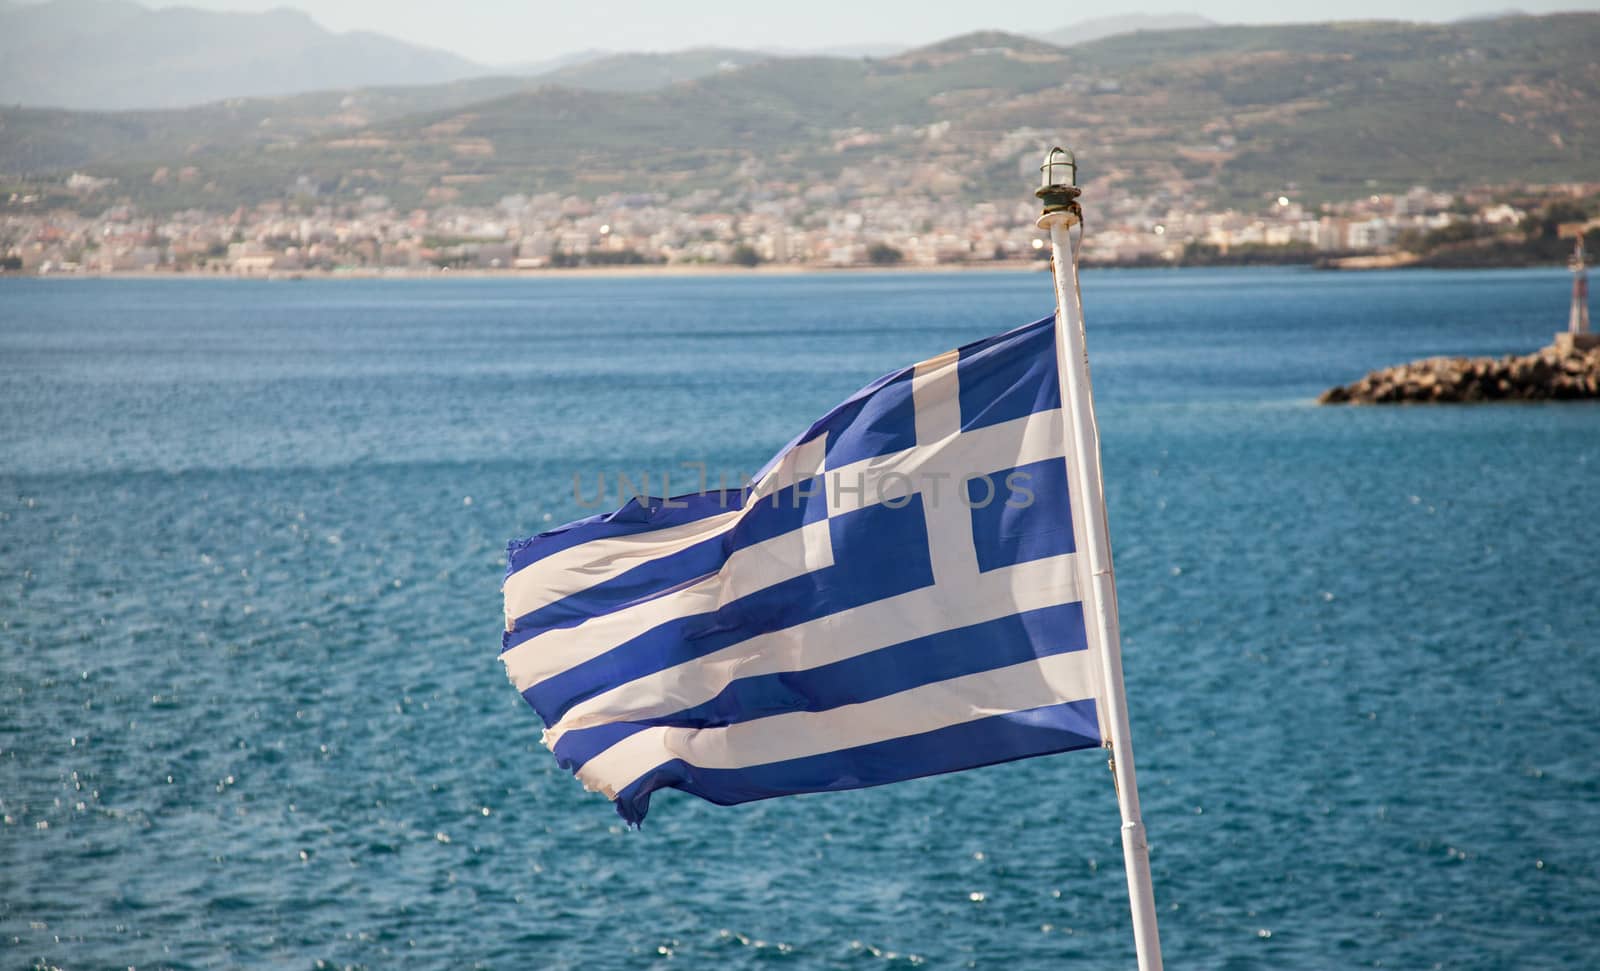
xmin=0 ymin=0 xmax=485 ymax=109
xmin=3 ymin=14 xmax=1596 ymax=212
xmin=536 ymin=48 xmax=778 ymax=92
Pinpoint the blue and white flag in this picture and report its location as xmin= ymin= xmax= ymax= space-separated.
xmin=501 ymin=315 xmax=1106 ymax=824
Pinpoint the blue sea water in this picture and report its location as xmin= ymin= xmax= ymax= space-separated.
xmin=1 ymin=267 xmax=1596 ymax=970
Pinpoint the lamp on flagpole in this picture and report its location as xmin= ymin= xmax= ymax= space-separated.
xmin=1036 ymin=147 xmax=1165 ymax=971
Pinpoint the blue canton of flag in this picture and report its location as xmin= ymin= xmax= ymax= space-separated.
xmin=500 ymin=315 xmax=1107 ymax=824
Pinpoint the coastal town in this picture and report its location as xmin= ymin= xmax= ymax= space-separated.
xmin=3 ymin=173 xmax=1596 ymax=276
xmin=4 ymin=10 xmax=1596 ymax=279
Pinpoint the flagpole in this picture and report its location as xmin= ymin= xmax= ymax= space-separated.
xmin=1036 ymin=148 xmax=1164 ymax=971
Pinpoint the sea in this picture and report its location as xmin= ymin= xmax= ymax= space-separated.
xmin=1 ymin=267 xmax=1596 ymax=970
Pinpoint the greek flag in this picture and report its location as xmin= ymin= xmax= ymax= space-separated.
xmin=501 ymin=314 xmax=1107 ymax=824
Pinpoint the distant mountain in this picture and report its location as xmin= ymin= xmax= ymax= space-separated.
xmin=792 ymin=42 xmax=907 ymax=59
xmin=1455 ymin=9 xmax=1526 ymax=21
xmin=498 ymin=49 xmax=612 ymax=79
xmin=0 ymin=0 xmax=486 ymax=110
xmin=900 ymin=30 xmax=1068 ymax=58
xmin=761 ymin=42 xmax=908 ymax=59
xmin=4 ymin=13 xmax=1596 ymax=210
xmin=533 ymin=48 xmax=777 ymax=93
xmin=1037 ymin=13 xmax=1216 ymax=46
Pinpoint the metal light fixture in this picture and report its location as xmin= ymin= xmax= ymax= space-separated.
xmin=1036 ymin=146 xmax=1082 ymax=221
xmin=1039 ymin=146 xmax=1077 ymax=189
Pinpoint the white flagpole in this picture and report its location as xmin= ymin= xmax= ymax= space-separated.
xmin=1036 ymin=148 xmax=1164 ymax=971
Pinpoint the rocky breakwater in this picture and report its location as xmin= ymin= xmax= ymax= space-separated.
xmin=1319 ymin=341 xmax=1600 ymax=404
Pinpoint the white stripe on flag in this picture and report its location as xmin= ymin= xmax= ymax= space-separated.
xmin=545 ymin=549 xmax=1079 ymax=746
xmin=502 ymin=508 xmax=742 ymax=622
xmin=911 ymin=349 xmax=962 ymax=449
xmin=574 ymin=649 xmax=1100 ymax=799
xmin=748 ymin=434 xmax=827 ymax=503
xmin=501 ymin=517 xmax=836 ymax=692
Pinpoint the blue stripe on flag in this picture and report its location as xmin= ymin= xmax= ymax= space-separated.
xmin=506 ymin=490 xmax=743 ymax=578
xmin=609 ymin=698 xmax=1101 ymax=825
xmin=967 ymin=457 xmax=1075 ymax=573
xmin=822 ymin=369 xmax=918 ymax=470
xmin=958 ymin=315 xmax=1059 ymax=432
xmin=549 ymin=601 xmax=1089 ymax=770
xmin=729 ymin=477 xmax=828 ymax=549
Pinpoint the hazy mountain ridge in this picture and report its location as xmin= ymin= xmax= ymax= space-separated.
xmin=0 ymin=1 xmax=1237 ymax=111
xmin=496 ymin=50 xmax=612 ymax=80
xmin=3 ymin=1 xmax=1550 ymax=117
xmin=3 ymin=13 xmax=1596 ymax=211
xmin=0 ymin=0 xmax=486 ymax=109
xmin=1037 ymin=12 xmax=1217 ymax=46
xmin=535 ymin=48 xmax=779 ymax=93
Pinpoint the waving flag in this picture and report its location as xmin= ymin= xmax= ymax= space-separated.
xmin=500 ymin=314 xmax=1106 ymax=824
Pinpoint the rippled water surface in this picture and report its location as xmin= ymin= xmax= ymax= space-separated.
xmin=2 ymin=268 xmax=1597 ymax=969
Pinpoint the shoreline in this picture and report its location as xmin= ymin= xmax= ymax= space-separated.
xmin=0 ymin=259 xmax=1572 ymax=282
xmin=4 ymin=261 xmax=1053 ymax=282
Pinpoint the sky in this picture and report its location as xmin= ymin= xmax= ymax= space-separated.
xmin=134 ymin=0 xmax=1600 ymax=65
